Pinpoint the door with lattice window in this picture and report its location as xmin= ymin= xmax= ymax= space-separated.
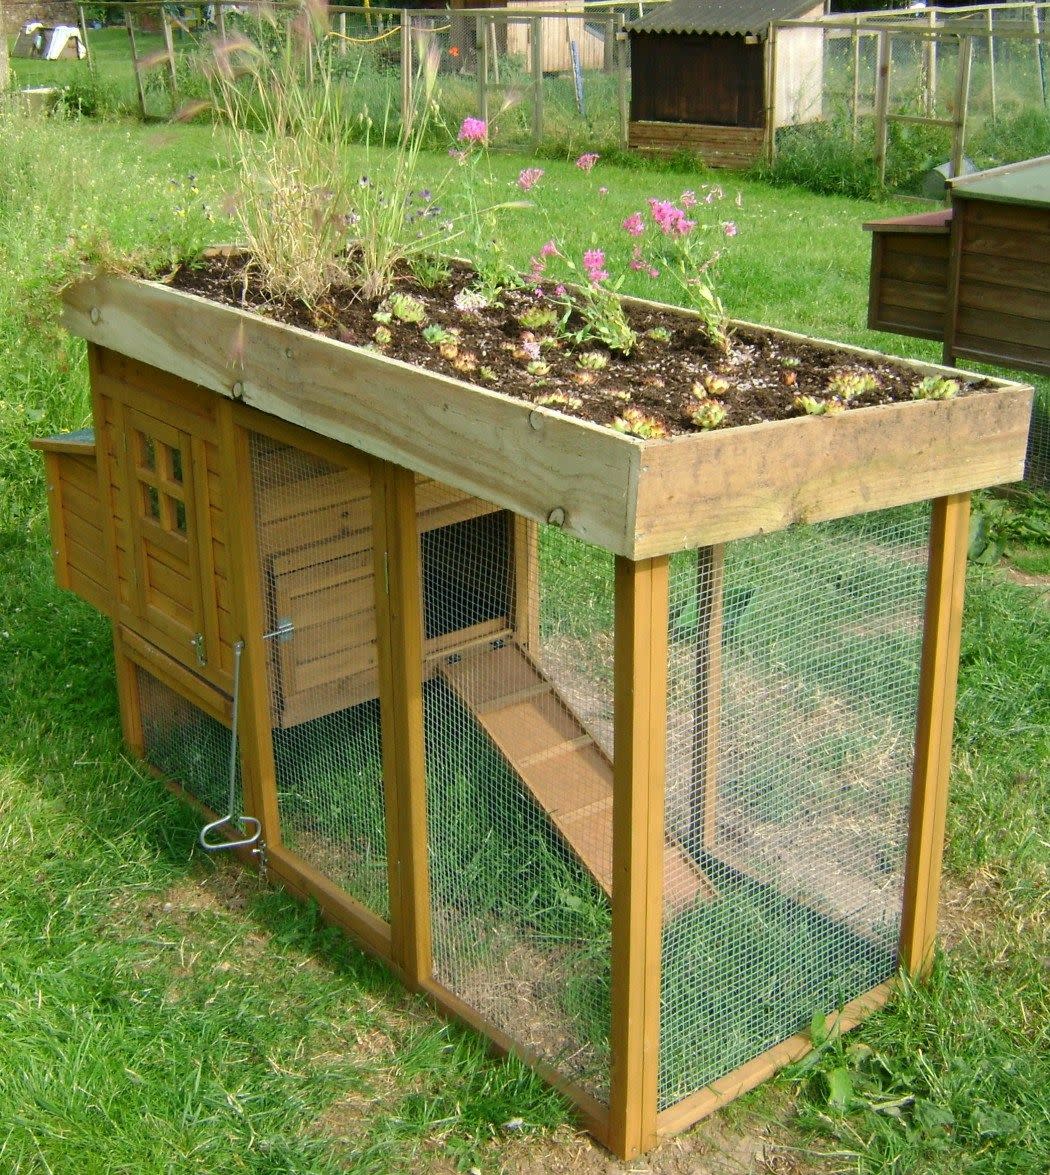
xmin=121 ymin=406 xmax=220 ymax=685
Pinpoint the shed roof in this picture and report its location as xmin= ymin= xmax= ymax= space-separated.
xmin=950 ymin=154 xmax=1050 ymax=209
xmin=627 ymin=0 xmax=818 ymax=38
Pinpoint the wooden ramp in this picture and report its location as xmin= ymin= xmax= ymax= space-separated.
xmin=439 ymin=643 xmax=712 ymax=918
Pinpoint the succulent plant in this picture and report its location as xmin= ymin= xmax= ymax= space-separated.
xmin=535 ymin=391 xmax=584 ymax=410
xmin=826 ymin=370 xmax=879 ymax=401
xmin=611 ymin=408 xmax=668 ymax=439
xmin=422 ymin=323 xmax=457 ymax=346
xmin=518 ymin=305 xmax=560 ymax=331
xmin=387 ymin=292 xmax=428 ymax=325
xmin=478 ymin=366 xmax=498 ymax=383
xmin=373 ymin=324 xmax=393 ymax=348
xmin=645 ymin=327 xmax=673 ymax=343
xmin=795 ymin=394 xmax=846 ymax=416
xmin=575 ymin=350 xmax=609 ymax=371
xmin=912 ymin=376 xmax=960 ymax=401
xmin=526 ymin=360 xmax=552 ymax=377
xmin=687 ymin=397 xmax=727 ymax=430
xmin=695 ymin=373 xmax=730 ymax=398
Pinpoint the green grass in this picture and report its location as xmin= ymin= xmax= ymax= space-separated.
xmin=0 ymin=110 xmax=1047 ymax=1170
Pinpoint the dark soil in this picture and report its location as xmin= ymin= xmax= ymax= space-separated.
xmin=169 ymin=253 xmax=992 ymax=437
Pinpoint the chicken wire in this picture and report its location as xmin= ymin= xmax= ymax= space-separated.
xmin=659 ymin=506 xmax=931 ymax=1110
xmin=137 ymin=666 xmax=237 ymax=822
xmin=424 ymin=514 xmax=615 ymax=1101
xmin=249 ymin=433 xmax=389 ymax=922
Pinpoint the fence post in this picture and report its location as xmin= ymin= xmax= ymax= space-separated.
xmin=617 ymin=24 xmax=629 ymax=150
xmin=160 ymin=6 xmax=179 ymax=105
xmin=851 ymin=18 xmax=861 ymax=142
xmin=950 ymin=34 xmax=973 ymax=183
xmin=338 ymin=11 xmax=347 ymax=58
xmin=1035 ymin=5 xmax=1048 ymax=106
xmin=765 ymin=21 xmax=778 ymax=164
xmin=924 ymin=8 xmax=937 ymax=115
xmin=401 ymin=9 xmax=413 ymax=136
xmin=531 ymin=14 xmax=543 ymax=150
xmin=605 ymin=15 xmax=615 ymax=74
xmin=873 ymin=29 xmax=892 ymax=189
xmin=216 ymin=4 xmax=227 ymax=42
xmin=0 ymin=0 xmax=8 ymax=92
xmin=986 ymin=9 xmax=997 ymax=122
xmin=125 ymin=12 xmax=149 ymax=121
xmin=76 ymin=4 xmax=96 ymax=77
xmin=477 ymin=14 xmax=489 ymax=127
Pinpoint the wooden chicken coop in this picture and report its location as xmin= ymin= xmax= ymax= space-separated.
xmin=626 ymin=0 xmax=825 ymax=166
xmin=35 ymin=266 xmax=1031 ymax=1158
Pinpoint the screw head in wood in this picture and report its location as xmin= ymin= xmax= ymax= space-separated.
xmin=89 ymin=307 xmax=101 ymax=325
xmin=528 ymin=410 xmax=543 ymax=431
xmin=231 ymin=380 xmax=245 ymax=399
xmin=284 ymin=347 xmax=295 ymax=360
xmin=546 ymin=507 xmax=566 ymax=527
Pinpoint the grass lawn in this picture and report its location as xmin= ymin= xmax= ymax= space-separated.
xmin=0 ymin=111 xmax=1047 ymax=1172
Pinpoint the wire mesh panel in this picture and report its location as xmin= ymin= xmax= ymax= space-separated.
xmin=659 ymin=506 xmax=931 ymax=1110
xmin=424 ymin=513 xmax=615 ymax=1101
xmin=249 ymin=433 xmax=389 ymax=921
xmin=138 ymin=667 xmax=236 ymax=820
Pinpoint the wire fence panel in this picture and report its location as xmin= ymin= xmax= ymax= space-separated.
xmin=249 ymin=432 xmax=389 ymax=922
xmin=138 ymin=666 xmax=237 ymax=819
xmin=659 ymin=506 xmax=931 ymax=1111
xmin=424 ymin=511 xmax=614 ymax=1102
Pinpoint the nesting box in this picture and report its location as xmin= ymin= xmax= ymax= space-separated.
xmin=38 ymin=272 xmax=1031 ymax=1159
xmin=626 ymin=0 xmax=824 ymax=167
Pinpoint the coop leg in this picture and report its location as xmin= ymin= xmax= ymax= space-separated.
xmin=512 ymin=516 xmax=540 ymax=653
xmin=609 ymin=555 xmax=669 ymax=1160
xmin=373 ymin=460 xmax=432 ymax=990
xmin=112 ymin=623 xmax=145 ymax=757
xmin=690 ymin=544 xmax=724 ymax=852
xmin=899 ymin=493 xmax=970 ymax=977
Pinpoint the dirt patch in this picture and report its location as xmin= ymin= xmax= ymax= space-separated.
xmin=169 ymin=253 xmax=993 ymax=439
xmin=1002 ymin=566 xmax=1050 ymax=600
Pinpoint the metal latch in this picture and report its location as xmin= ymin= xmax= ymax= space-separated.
xmin=263 ymin=618 xmax=294 ymax=643
xmin=190 ymin=632 xmax=207 ymax=667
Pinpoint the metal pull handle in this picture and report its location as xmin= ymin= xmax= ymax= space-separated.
xmin=199 ymin=639 xmax=262 ymax=854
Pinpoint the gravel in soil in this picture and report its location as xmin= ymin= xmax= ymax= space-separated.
xmin=169 ymin=254 xmax=991 ymax=437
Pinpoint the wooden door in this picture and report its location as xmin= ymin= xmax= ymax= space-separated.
xmin=121 ymin=405 xmax=220 ymax=684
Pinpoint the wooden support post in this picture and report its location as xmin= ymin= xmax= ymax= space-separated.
xmin=125 ymin=13 xmax=149 ymax=121
xmin=604 ymin=15 xmax=615 ymax=73
xmin=338 ymin=11 xmax=347 ymax=57
xmin=899 ymin=493 xmax=970 ymax=977
xmin=950 ymin=35 xmax=973 ymax=184
xmin=513 ymin=516 xmax=540 ymax=654
xmin=219 ymin=404 xmax=282 ymax=850
xmin=477 ymin=14 xmax=489 ymax=128
xmin=0 ymin=0 xmax=9 ymax=93
xmin=690 ymin=545 xmax=723 ymax=851
xmin=531 ymin=15 xmax=544 ymax=149
xmin=216 ymin=4 xmax=227 ymax=42
xmin=609 ymin=555 xmax=669 ymax=1159
xmin=401 ymin=9 xmax=413 ymax=135
xmin=874 ymin=30 xmax=892 ymax=189
xmin=373 ymin=460 xmax=431 ymax=989
xmin=489 ymin=16 xmax=500 ymax=85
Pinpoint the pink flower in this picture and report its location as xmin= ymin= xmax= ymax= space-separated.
xmin=540 ymin=239 xmax=559 ymax=258
xmin=722 ymin=221 xmax=738 ymax=237
xmin=517 ymin=167 xmax=544 ymax=192
xmin=622 ymin=212 xmax=645 ymax=237
xmin=554 ymin=284 xmax=567 ymax=296
xmin=583 ymin=248 xmax=608 ymax=283
xmin=575 ymin=152 xmax=600 ymax=172
xmin=680 ymin=190 xmax=697 ymax=208
xmin=648 ymin=199 xmax=695 ymax=237
xmin=457 ymin=116 xmax=487 ymax=142
xmin=448 ymin=148 xmax=467 ymax=164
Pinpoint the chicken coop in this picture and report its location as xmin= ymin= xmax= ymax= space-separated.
xmin=36 ymin=271 xmax=1031 ymax=1158
xmin=626 ymin=0 xmax=825 ymax=166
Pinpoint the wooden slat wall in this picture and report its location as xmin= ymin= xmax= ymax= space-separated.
xmin=947 ymin=199 xmax=1050 ymax=375
xmin=629 ymin=121 xmax=765 ymax=168
xmin=867 ymin=229 xmax=951 ymax=341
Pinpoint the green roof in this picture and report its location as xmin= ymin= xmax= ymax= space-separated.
xmin=627 ymin=0 xmax=819 ymax=38
xmin=950 ymin=155 xmax=1050 ymax=209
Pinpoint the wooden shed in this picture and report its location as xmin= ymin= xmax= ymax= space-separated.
xmin=626 ymin=0 xmax=825 ymax=167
